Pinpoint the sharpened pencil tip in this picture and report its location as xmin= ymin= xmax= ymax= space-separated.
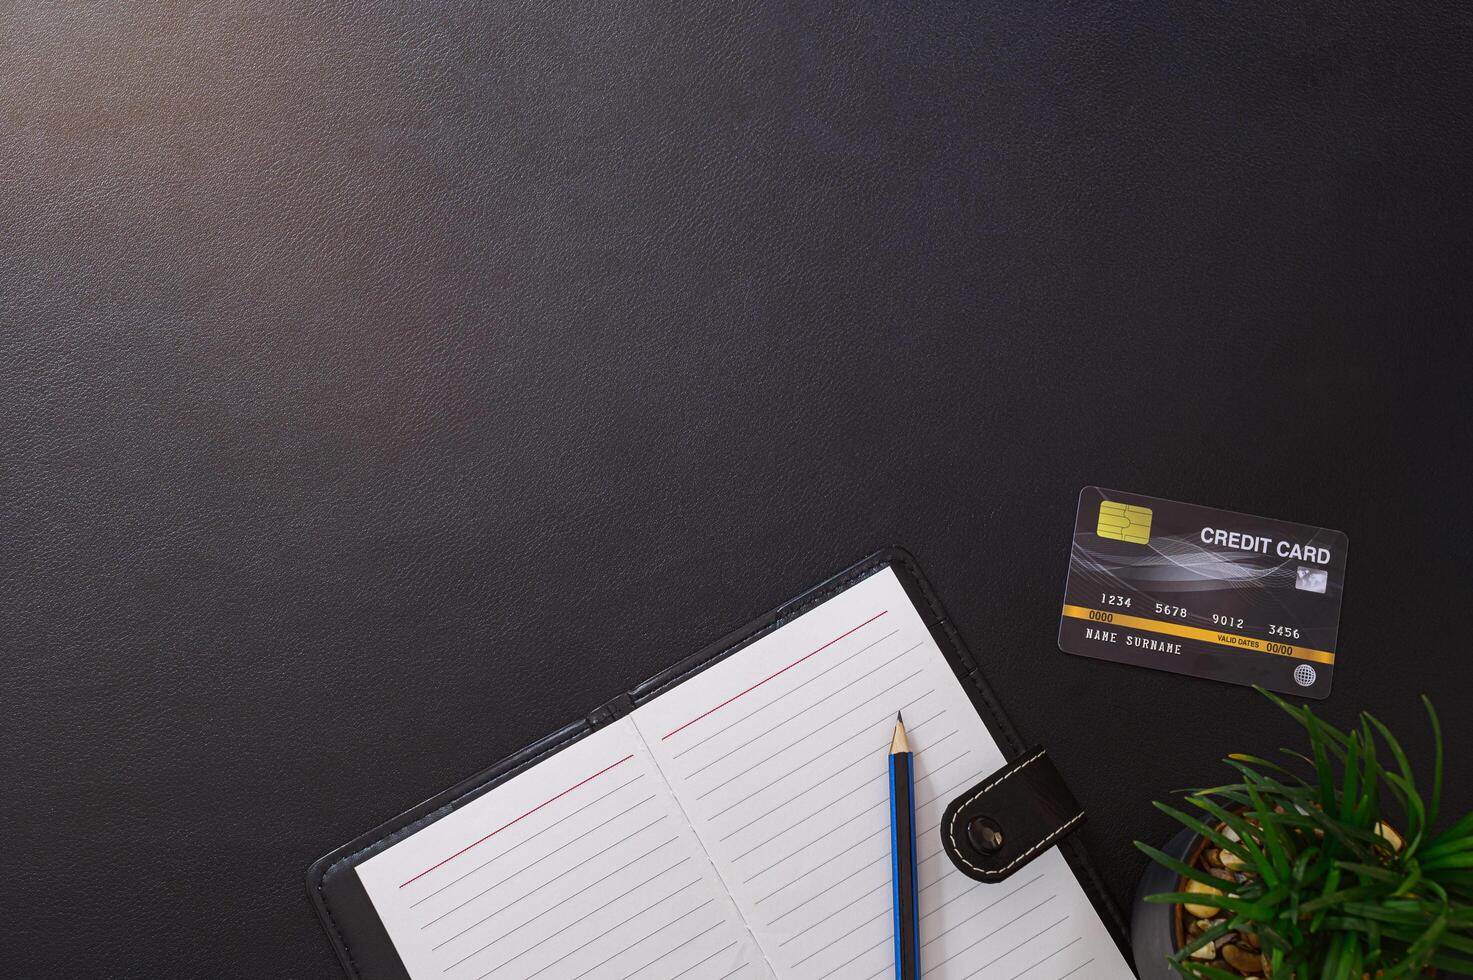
xmin=891 ymin=713 xmax=910 ymax=754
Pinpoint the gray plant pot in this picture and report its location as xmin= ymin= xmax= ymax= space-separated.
xmin=1131 ymin=826 xmax=1200 ymax=980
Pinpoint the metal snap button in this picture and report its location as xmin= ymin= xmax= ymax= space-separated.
xmin=967 ymin=816 xmax=1004 ymax=855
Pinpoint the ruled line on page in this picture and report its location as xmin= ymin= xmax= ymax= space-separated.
xmin=429 ymin=819 xmax=673 ymax=949
xmin=608 ymin=919 xmax=727 ymax=980
xmin=682 ymin=637 xmax=921 ymax=780
xmin=409 ymin=774 xmax=648 ymax=908
xmin=694 ymin=675 xmax=929 ymax=804
xmin=456 ymin=858 xmax=695 ymax=977
xmin=449 ymin=864 xmax=697 ymax=971
xmin=670 ymin=940 xmax=740 ymax=979
xmin=742 ymin=726 xmax=955 ymax=902
xmin=724 ymin=713 xmax=948 ymax=852
xmin=730 ymin=716 xmax=948 ymax=866
xmin=748 ymin=758 xmax=990 ymax=921
xmin=661 ymin=610 xmax=890 ymax=741
xmin=785 ymin=867 xmax=1022 ymax=961
xmin=559 ymin=899 xmax=717 ymax=980
xmin=920 ymin=875 xmax=1028 ymax=930
xmin=777 ymin=880 xmax=886 ymax=947
xmin=724 ymin=758 xmax=879 ymax=852
xmin=740 ymin=742 xmax=966 ymax=884
xmin=704 ymin=702 xmax=936 ymax=835
xmin=509 ymin=890 xmax=714 ymax=980
xmin=817 ymin=937 xmax=885 ymax=978
xmin=673 ymin=628 xmax=902 ymax=761
xmin=1006 ymin=935 xmax=1082 ymax=979
xmin=964 ymin=915 xmax=1071 ymax=977
xmin=852 ymin=877 xmax=1054 ymax=980
xmin=721 ymin=719 xmax=950 ymax=853
xmin=765 ymin=853 xmax=886 ymax=925
xmin=399 ymin=753 xmax=636 ymax=889
xmin=752 ymin=801 xmax=953 ymax=909
xmin=918 ymin=876 xmax=1046 ymax=954
xmin=713 ymin=704 xmax=943 ymax=840
xmin=927 ymin=895 xmax=1059 ymax=973
xmin=797 ymin=903 xmax=883 ymax=970
xmin=420 ymin=791 xmax=658 ymax=925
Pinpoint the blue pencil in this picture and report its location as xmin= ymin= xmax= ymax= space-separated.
xmin=889 ymin=713 xmax=921 ymax=980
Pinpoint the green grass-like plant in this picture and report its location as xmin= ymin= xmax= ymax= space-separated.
xmin=1136 ymin=688 xmax=1473 ymax=978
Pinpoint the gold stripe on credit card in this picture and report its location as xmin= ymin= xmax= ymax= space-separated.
xmin=1060 ymin=604 xmax=1336 ymax=665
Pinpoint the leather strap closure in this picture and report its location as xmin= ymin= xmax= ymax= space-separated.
xmin=939 ymin=747 xmax=1084 ymax=883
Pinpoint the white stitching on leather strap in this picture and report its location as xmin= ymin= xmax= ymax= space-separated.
xmin=945 ymin=750 xmax=1084 ymax=876
xmin=955 ymin=812 xmax=1086 ymax=876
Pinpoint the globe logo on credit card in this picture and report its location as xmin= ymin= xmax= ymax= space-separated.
xmin=1096 ymin=500 xmax=1152 ymax=544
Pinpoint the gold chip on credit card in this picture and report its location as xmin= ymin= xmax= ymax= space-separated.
xmin=1096 ymin=501 xmax=1152 ymax=544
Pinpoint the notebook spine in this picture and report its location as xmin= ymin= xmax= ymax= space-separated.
xmin=588 ymin=692 xmax=636 ymax=727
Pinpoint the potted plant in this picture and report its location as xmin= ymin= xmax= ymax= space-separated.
xmin=1131 ymin=689 xmax=1473 ymax=979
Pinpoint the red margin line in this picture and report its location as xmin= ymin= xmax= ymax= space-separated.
xmin=660 ymin=609 xmax=889 ymax=741
xmin=398 ymin=753 xmax=635 ymax=888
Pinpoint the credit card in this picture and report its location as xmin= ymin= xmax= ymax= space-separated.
xmin=1058 ymin=487 xmax=1348 ymax=698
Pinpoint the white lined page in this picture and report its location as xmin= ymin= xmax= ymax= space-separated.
xmin=356 ymin=718 xmax=770 ymax=980
xmin=632 ymin=568 xmax=1134 ymax=979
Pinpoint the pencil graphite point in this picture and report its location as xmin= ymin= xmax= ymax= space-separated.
xmin=891 ymin=713 xmax=910 ymax=754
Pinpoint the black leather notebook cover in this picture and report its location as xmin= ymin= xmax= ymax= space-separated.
xmin=306 ymin=548 xmax=1131 ymax=978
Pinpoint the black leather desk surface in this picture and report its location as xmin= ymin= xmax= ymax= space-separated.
xmin=5 ymin=3 xmax=1471 ymax=977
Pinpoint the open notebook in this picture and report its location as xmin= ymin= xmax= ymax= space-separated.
xmin=313 ymin=555 xmax=1136 ymax=980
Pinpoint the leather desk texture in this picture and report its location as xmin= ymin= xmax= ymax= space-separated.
xmin=3 ymin=2 xmax=1471 ymax=977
